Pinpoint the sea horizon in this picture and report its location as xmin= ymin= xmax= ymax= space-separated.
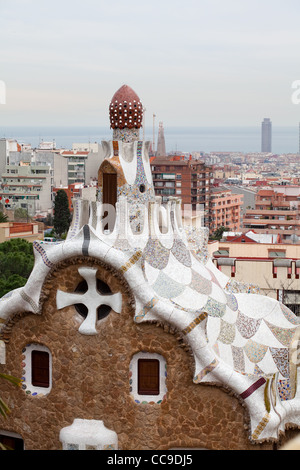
xmin=0 ymin=125 xmax=299 ymax=155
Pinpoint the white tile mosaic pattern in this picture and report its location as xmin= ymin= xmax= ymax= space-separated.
xmin=1 ymin=139 xmax=300 ymax=444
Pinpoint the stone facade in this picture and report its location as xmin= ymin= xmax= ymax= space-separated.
xmin=0 ymin=256 xmax=277 ymax=450
xmin=1 ymin=85 xmax=300 ymax=450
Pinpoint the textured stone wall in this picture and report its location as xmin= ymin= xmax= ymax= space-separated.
xmin=0 ymin=257 xmax=286 ymax=450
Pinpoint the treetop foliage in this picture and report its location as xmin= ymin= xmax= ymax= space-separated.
xmin=53 ymin=189 xmax=71 ymax=237
xmin=0 ymin=238 xmax=34 ymax=298
xmin=0 ymin=212 xmax=8 ymax=223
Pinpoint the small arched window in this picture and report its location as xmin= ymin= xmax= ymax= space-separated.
xmin=22 ymin=344 xmax=52 ymax=396
xmin=129 ymin=352 xmax=167 ymax=404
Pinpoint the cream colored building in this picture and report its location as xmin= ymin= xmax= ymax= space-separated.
xmin=209 ymin=240 xmax=300 ymax=314
xmin=0 ymin=162 xmax=52 ymax=216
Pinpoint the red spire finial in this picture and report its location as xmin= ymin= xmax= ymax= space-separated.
xmin=109 ymin=85 xmax=143 ymax=130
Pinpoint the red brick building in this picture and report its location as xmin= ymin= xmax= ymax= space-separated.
xmin=151 ymin=156 xmax=212 ymax=225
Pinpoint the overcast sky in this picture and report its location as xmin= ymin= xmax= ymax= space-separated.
xmin=1 ymin=0 xmax=300 ymax=129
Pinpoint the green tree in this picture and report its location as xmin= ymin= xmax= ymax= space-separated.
xmin=211 ymin=226 xmax=230 ymax=241
xmin=0 ymin=373 xmax=22 ymax=449
xmin=0 ymin=275 xmax=28 ymax=298
xmin=14 ymin=207 xmax=29 ymax=221
xmin=0 ymin=238 xmax=33 ymax=256
xmin=0 ymin=212 xmax=8 ymax=223
xmin=53 ymin=190 xmax=71 ymax=237
xmin=0 ymin=239 xmax=29 ymax=440
xmin=0 ymin=239 xmax=34 ymax=298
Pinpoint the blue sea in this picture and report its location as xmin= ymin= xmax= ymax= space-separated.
xmin=0 ymin=126 xmax=299 ymax=155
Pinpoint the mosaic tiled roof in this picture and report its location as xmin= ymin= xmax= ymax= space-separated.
xmin=1 ymin=139 xmax=300 ymax=444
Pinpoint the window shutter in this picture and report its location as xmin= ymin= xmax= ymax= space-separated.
xmin=138 ymin=359 xmax=160 ymax=395
xmin=102 ymin=173 xmax=117 ymax=207
xmin=0 ymin=434 xmax=24 ymax=450
xmin=31 ymin=350 xmax=50 ymax=388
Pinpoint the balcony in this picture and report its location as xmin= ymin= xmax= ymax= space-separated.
xmin=243 ymin=217 xmax=300 ymax=227
xmin=243 ymin=223 xmax=300 ymax=236
xmin=246 ymin=209 xmax=298 ymax=217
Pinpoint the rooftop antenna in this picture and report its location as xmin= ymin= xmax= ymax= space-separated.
xmin=153 ymin=113 xmax=156 ymax=153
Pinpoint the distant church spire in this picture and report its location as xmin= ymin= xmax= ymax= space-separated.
xmin=156 ymin=121 xmax=166 ymax=156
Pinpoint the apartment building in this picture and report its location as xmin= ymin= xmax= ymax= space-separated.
xmin=150 ymin=155 xmax=212 ymax=225
xmin=209 ymin=187 xmax=243 ymax=235
xmin=60 ymin=145 xmax=104 ymax=186
xmin=0 ymin=138 xmax=19 ymax=177
xmin=60 ymin=150 xmax=89 ymax=185
xmin=210 ymin=239 xmax=300 ymax=315
xmin=0 ymin=162 xmax=52 ymax=216
xmin=243 ymin=187 xmax=300 ymax=241
xmin=72 ymin=142 xmax=104 ymax=186
xmin=8 ymin=149 xmax=68 ymax=189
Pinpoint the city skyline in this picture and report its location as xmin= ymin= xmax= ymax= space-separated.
xmin=1 ymin=0 xmax=300 ymax=128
